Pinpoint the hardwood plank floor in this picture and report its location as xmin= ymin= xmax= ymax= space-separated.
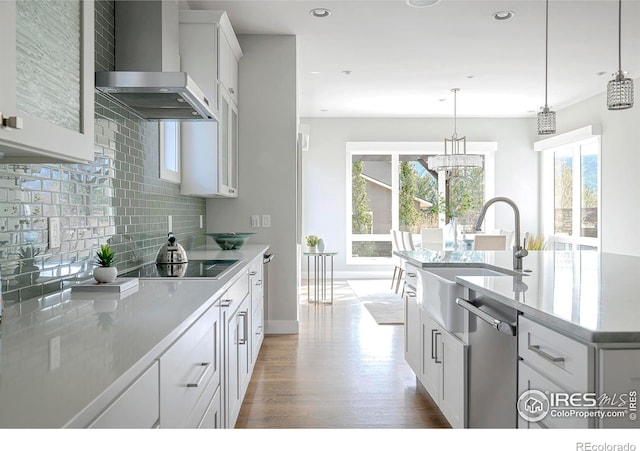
xmin=235 ymin=280 xmax=450 ymax=429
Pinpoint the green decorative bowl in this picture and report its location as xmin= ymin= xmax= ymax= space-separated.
xmin=206 ymin=232 xmax=255 ymax=250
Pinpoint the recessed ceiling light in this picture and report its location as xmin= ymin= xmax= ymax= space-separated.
xmin=310 ymin=71 xmax=321 ymax=75
xmin=493 ymin=10 xmax=515 ymax=21
xmin=596 ymin=71 xmax=608 ymax=76
xmin=438 ymin=98 xmax=446 ymax=102
xmin=341 ymin=70 xmax=352 ymax=76
xmin=406 ymin=0 xmax=441 ymax=8
xmin=466 ymin=75 xmax=475 ymax=79
xmin=320 ymin=109 xmax=329 ymax=112
xmin=309 ymin=8 xmax=331 ymax=18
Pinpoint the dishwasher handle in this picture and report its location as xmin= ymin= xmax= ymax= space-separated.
xmin=456 ymin=297 xmax=516 ymax=336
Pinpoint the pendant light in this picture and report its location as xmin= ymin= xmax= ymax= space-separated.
xmin=537 ymin=0 xmax=556 ymax=135
xmin=427 ymin=88 xmax=482 ymax=173
xmin=607 ymin=0 xmax=634 ymax=110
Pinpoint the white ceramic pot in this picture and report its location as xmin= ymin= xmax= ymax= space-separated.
xmin=94 ymin=266 xmax=118 ymax=283
xmin=308 ymin=246 xmax=317 ymax=253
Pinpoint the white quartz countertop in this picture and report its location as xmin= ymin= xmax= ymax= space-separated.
xmin=396 ymin=249 xmax=640 ymax=343
xmin=0 ymin=244 xmax=269 ymax=428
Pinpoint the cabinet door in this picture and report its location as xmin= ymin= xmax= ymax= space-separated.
xmin=198 ymin=386 xmax=222 ymax=429
xmin=0 ymin=0 xmax=94 ymax=163
xmin=226 ymin=296 xmax=250 ymax=428
xmin=403 ymin=291 xmax=421 ymax=376
xmin=229 ymin=103 xmax=238 ymax=196
xmin=439 ymin=329 xmax=467 ymax=429
xmin=251 ymin=304 xmax=264 ymax=365
xmin=599 ymin=349 xmax=640 ymax=429
xmin=420 ymin=313 xmax=440 ymax=398
xmin=219 ymin=94 xmax=231 ymax=195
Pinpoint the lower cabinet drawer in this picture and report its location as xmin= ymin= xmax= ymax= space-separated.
xmin=251 ymin=306 xmax=264 ymax=363
xmin=518 ymin=361 xmax=590 ymax=429
xmin=518 ymin=315 xmax=593 ymax=393
xmin=159 ymin=305 xmax=219 ymax=428
xmin=89 ymin=362 xmax=159 ymax=428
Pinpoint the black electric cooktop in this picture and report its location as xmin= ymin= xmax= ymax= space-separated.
xmin=121 ymin=259 xmax=241 ymax=279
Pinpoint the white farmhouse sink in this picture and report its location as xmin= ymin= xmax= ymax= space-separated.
xmin=418 ymin=267 xmax=510 ymax=333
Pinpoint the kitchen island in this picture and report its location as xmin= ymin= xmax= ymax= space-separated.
xmin=396 ymin=248 xmax=640 ymax=429
xmin=0 ymin=244 xmax=269 ymax=428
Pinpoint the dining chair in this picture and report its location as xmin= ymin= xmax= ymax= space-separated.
xmin=473 ymin=234 xmax=507 ymax=251
xmin=390 ymin=230 xmax=404 ymax=291
xmin=401 ymin=231 xmax=415 ymax=251
xmin=421 ymin=227 xmax=444 ymax=251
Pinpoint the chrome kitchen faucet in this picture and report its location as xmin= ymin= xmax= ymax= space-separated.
xmin=474 ymin=197 xmax=528 ymax=271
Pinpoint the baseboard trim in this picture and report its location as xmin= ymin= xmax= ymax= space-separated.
xmin=265 ymin=320 xmax=299 ymax=335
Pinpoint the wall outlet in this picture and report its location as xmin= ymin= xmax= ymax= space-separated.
xmin=262 ymin=214 xmax=271 ymax=228
xmin=251 ymin=215 xmax=260 ymax=228
xmin=48 ymin=217 xmax=61 ymax=249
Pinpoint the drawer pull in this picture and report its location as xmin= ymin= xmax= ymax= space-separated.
xmin=256 ymin=280 xmax=262 ymax=286
xmin=238 ymin=312 xmax=248 ymax=344
xmin=406 ymin=291 xmax=416 ymax=298
xmin=433 ymin=331 xmax=442 ymax=364
xmin=187 ymin=362 xmax=211 ymax=388
xmin=407 ymin=273 xmax=416 ymax=277
xmin=529 ymin=345 xmax=565 ymax=364
xmin=220 ymin=299 xmax=232 ymax=307
xmin=249 ymin=271 xmax=257 ymax=276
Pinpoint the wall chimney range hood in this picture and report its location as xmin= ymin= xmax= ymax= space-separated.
xmin=95 ymin=1 xmax=217 ymax=121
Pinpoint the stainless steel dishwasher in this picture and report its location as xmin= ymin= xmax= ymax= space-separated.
xmin=456 ymin=293 xmax=518 ymax=428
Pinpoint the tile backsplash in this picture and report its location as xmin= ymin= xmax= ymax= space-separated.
xmin=0 ymin=0 xmax=207 ymax=303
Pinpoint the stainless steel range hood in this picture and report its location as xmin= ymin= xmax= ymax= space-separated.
xmin=95 ymin=1 xmax=217 ymax=121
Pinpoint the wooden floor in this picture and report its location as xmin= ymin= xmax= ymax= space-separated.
xmin=235 ymin=280 xmax=450 ymax=429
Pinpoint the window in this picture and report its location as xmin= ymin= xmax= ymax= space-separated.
xmin=347 ymin=142 xmax=495 ymax=264
xmin=160 ymin=122 xmax=181 ymax=183
xmin=541 ymin=132 xmax=600 ymax=250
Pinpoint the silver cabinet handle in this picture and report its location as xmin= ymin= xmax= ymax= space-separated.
xmin=406 ymin=291 xmax=416 ymax=298
xmin=229 ymin=87 xmax=235 ymax=94
xmin=220 ymin=299 xmax=232 ymax=307
xmin=528 ymin=345 xmax=565 ymax=364
xmin=229 ymin=188 xmax=236 ymax=194
xmin=249 ymin=271 xmax=257 ymax=276
xmin=431 ymin=329 xmax=438 ymax=360
xmin=433 ymin=330 xmax=442 ymax=363
xmin=187 ymin=362 xmax=211 ymax=388
xmin=456 ymin=297 xmax=516 ymax=336
xmin=238 ymin=311 xmax=248 ymax=344
xmin=256 ymin=325 xmax=262 ymax=335
xmin=407 ymin=272 xmax=416 ymax=277
xmin=256 ymin=280 xmax=262 ymax=286
xmin=1 ymin=114 xmax=23 ymax=129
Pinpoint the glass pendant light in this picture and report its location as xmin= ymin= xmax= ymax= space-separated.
xmin=537 ymin=0 xmax=556 ymax=135
xmin=607 ymin=0 xmax=634 ymax=110
xmin=427 ymin=88 xmax=482 ymax=173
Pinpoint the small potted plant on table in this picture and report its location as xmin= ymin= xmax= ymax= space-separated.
xmin=306 ymin=235 xmax=320 ymax=253
xmin=94 ymin=244 xmax=117 ymax=283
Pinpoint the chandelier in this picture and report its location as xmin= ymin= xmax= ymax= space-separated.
xmin=607 ymin=0 xmax=633 ymax=110
xmin=427 ymin=88 xmax=483 ymax=172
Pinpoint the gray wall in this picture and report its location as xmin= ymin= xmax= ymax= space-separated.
xmin=207 ymin=35 xmax=299 ymax=334
xmin=0 ymin=0 xmax=206 ymax=303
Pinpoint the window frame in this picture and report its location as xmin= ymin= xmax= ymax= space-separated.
xmin=540 ymin=133 xmax=601 ymax=250
xmin=346 ymin=142 xmax=496 ymax=265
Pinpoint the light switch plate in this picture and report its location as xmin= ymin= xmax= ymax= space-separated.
xmin=251 ymin=215 xmax=260 ymax=228
xmin=262 ymin=214 xmax=271 ymax=228
xmin=48 ymin=217 xmax=61 ymax=249
xmin=168 ymin=215 xmax=173 ymax=233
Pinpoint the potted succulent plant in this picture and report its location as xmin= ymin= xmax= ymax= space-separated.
xmin=94 ymin=244 xmax=117 ymax=283
xmin=306 ymin=235 xmax=320 ymax=253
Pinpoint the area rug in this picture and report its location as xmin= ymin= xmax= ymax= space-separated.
xmin=346 ymin=279 xmax=404 ymax=325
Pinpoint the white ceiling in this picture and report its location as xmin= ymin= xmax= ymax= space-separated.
xmin=186 ymin=0 xmax=640 ymax=118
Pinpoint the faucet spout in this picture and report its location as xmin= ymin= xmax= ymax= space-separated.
xmin=474 ymin=196 xmax=528 ymax=270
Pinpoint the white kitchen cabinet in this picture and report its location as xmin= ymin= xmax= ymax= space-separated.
xmin=199 ymin=385 xmax=222 ymax=429
xmin=0 ymin=0 xmax=94 ymax=163
xmin=89 ymin=362 xmax=159 ymax=429
xmin=249 ymin=256 xmax=264 ymax=365
xmin=159 ymin=303 xmax=221 ymax=428
xmin=179 ymin=10 xmax=241 ymax=198
xmin=420 ymin=311 xmax=467 ymax=429
xmin=598 ymin=349 xmax=640 ymax=429
xmin=221 ymin=271 xmax=250 ymax=428
xmin=403 ymin=289 xmax=421 ymax=377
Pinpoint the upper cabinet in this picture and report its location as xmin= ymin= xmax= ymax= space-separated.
xmin=179 ymin=10 xmax=242 ymax=198
xmin=0 ymin=0 xmax=94 ymax=163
